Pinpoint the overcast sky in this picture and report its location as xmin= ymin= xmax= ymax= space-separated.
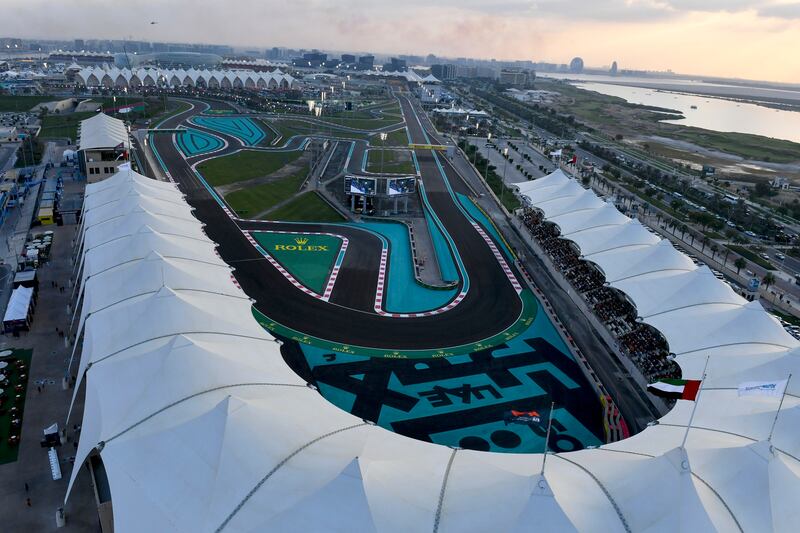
xmin=3 ymin=0 xmax=800 ymax=83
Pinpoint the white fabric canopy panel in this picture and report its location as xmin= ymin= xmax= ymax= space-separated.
xmin=78 ymin=113 xmax=129 ymax=151
xmin=571 ymin=219 xmax=660 ymax=258
xmin=66 ymin=166 xmax=800 ymax=532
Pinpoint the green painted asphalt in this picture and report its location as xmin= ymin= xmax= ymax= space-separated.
xmin=252 ymin=231 xmax=343 ymax=294
xmin=252 ymin=289 xmax=538 ymax=359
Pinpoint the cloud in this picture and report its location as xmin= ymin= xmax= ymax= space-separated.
xmin=758 ymin=2 xmax=800 ymax=18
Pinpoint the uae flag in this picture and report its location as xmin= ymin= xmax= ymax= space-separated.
xmin=647 ymin=379 xmax=702 ymax=400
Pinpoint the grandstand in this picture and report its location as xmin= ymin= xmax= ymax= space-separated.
xmin=73 ymin=66 xmax=297 ymax=91
xmin=64 ymin=165 xmax=799 ymax=532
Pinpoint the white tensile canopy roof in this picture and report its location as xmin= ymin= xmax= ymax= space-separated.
xmin=66 ymin=167 xmax=800 ymax=532
xmin=75 ymin=66 xmax=297 ymax=90
xmin=78 ymin=112 xmax=130 ymax=151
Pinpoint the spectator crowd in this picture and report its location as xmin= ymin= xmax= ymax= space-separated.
xmin=520 ymin=207 xmax=680 ymax=383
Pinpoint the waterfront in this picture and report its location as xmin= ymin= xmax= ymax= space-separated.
xmin=570 ymin=80 xmax=800 ymax=143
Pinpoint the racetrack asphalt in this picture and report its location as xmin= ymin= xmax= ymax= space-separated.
xmin=146 ymin=96 xmax=525 ymax=350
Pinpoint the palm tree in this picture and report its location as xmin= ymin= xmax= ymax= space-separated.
xmin=679 ymin=224 xmax=688 ymax=240
xmin=701 ymin=237 xmax=709 ymax=253
xmin=722 ymin=248 xmax=730 ymax=266
xmin=734 ymin=257 xmax=747 ymax=275
xmin=762 ymin=272 xmax=776 ymax=290
xmin=710 ymin=244 xmax=718 ymax=260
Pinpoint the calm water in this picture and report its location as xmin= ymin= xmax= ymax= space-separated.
xmin=571 ymin=81 xmax=800 ymax=143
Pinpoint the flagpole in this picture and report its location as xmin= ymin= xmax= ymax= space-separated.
xmin=680 ymin=355 xmax=710 ymax=450
xmin=540 ymin=401 xmax=555 ymax=476
xmin=768 ymin=373 xmax=792 ymax=442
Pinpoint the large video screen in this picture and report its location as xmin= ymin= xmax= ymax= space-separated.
xmin=387 ymin=177 xmax=416 ymax=196
xmin=345 ymin=176 xmax=377 ymax=196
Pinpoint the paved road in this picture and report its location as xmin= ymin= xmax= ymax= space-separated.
xmin=139 ymin=95 xmax=659 ymax=433
xmin=448 ymin=145 xmax=660 ymax=433
xmin=145 ymin=97 xmax=524 ymax=349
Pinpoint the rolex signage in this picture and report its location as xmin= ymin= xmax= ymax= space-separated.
xmin=274 ymin=237 xmax=329 ymax=252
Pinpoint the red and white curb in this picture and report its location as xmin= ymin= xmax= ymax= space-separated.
xmin=242 ymin=230 xmax=347 ymax=302
xmin=471 ymin=222 xmax=523 ymax=294
xmin=373 ymin=246 xmax=468 ymax=318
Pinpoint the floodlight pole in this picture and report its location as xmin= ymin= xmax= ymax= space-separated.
xmin=768 ymin=373 xmax=792 ymax=442
xmin=680 ymin=355 xmax=710 ymax=450
xmin=500 ymin=146 xmax=509 ymax=209
xmin=540 ymin=401 xmax=555 ymax=476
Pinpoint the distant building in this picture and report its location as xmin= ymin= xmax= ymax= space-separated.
xmin=221 ymin=58 xmax=286 ymax=72
xmin=48 ymin=50 xmax=114 ymax=66
xmin=498 ymin=69 xmax=531 ymax=87
xmin=77 ymin=113 xmax=130 ymax=183
xmin=383 ymin=57 xmax=407 ymax=72
xmin=302 ymin=52 xmax=327 ymax=67
xmin=772 ymin=176 xmax=790 ymax=190
xmin=609 ymin=60 xmax=618 ymax=75
xmin=431 ymin=64 xmax=456 ymax=80
xmin=357 ymin=55 xmax=375 ymax=70
xmin=569 ymin=57 xmax=584 ymax=73
xmin=0 ymin=126 xmax=18 ymax=142
xmin=341 ymin=54 xmax=356 ymax=64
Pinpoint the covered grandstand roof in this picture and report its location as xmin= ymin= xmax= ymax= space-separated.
xmin=74 ymin=66 xmax=296 ymax=90
xmin=77 ymin=112 xmax=129 ymax=151
xmin=66 ymin=167 xmax=800 ymax=532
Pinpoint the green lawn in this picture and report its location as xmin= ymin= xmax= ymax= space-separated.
xmin=39 ymin=111 xmax=97 ymax=141
xmin=266 ymin=191 xmax=345 ymax=222
xmin=319 ymin=115 xmax=402 ymax=131
xmin=152 ymin=99 xmax=192 ymax=126
xmin=197 ymin=150 xmax=302 ymax=186
xmin=0 ymin=95 xmax=53 ymax=112
xmin=0 ymin=349 xmax=32 ymax=465
xmin=380 ymin=127 xmax=410 ymax=147
xmin=367 ymin=149 xmax=416 ymax=174
xmin=225 ymin=167 xmax=308 ymax=216
xmin=670 ymin=128 xmax=800 ymax=164
xmin=727 ymin=244 xmax=776 ymax=270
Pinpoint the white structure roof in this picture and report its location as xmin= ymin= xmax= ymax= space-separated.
xmin=67 ymin=167 xmax=800 ymax=532
xmin=3 ymin=286 xmax=33 ymax=323
xmin=78 ymin=112 xmax=129 ymax=151
xmin=74 ymin=66 xmax=296 ymax=90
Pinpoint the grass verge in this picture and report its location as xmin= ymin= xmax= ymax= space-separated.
xmin=266 ymin=191 xmax=345 ymax=222
xmin=38 ymin=111 xmax=97 ymax=141
xmin=225 ymin=167 xmax=307 ymax=216
xmin=0 ymin=349 xmax=32 ymax=465
xmin=727 ymin=244 xmax=776 ymax=270
xmin=198 ymin=149 xmax=302 ymax=186
xmin=367 ymin=149 xmax=416 ymax=174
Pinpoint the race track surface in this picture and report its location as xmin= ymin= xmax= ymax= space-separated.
xmin=149 ymin=96 xmax=525 ymax=350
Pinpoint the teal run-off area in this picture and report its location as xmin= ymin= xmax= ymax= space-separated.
xmin=287 ymin=307 xmax=604 ymax=454
xmin=190 ymin=116 xmax=267 ymax=146
xmin=176 ymin=128 xmax=224 ymax=157
xmin=356 ymin=221 xmax=458 ymax=313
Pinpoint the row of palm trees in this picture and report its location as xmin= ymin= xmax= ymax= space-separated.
xmin=582 ymin=170 xmax=778 ymax=291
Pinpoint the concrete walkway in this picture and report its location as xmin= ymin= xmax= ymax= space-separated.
xmin=0 ymin=177 xmax=97 ymax=531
